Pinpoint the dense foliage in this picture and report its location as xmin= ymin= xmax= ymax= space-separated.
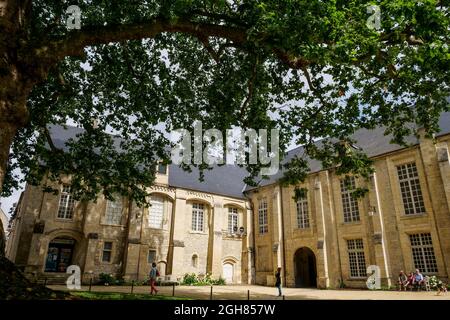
xmin=1 ymin=0 xmax=449 ymax=206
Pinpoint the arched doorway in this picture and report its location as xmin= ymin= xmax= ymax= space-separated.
xmin=223 ymin=263 xmax=234 ymax=284
xmin=294 ymin=247 xmax=317 ymax=288
xmin=45 ymin=237 xmax=76 ymax=273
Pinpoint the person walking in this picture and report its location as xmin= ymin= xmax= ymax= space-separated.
xmin=275 ymin=267 xmax=282 ymax=297
xmin=149 ymin=262 xmax=159 ymax=295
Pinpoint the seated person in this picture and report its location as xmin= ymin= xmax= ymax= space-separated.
xmin=413 ymin=269 xmax=425 ymax=289
xmin=397 ymin=271 xmax=408 ymax=291
xmin=405 ymin=272 xmax=415 ymax=290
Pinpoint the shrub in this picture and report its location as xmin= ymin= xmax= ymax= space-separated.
xmin=211 ymin=277 xmax=226 ymax=285
xmin=182 ymin=273 xmax=198 ymax=285
xmin=98 ymin=273 xmax=114 ymax=285
xmin=181 ymin=273 xmax=226 ymax=286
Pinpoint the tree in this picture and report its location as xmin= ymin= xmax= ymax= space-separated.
xmin=0 ymin=0 xmax=449 ymax=213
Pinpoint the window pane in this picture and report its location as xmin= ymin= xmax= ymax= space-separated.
xmin=258 ymin=199 xmax=268 ymax=234
xmin=57 ymin=185 xmax=75 ymax=219
xmin=105 ymin=197 xmax=123 ymax=225
xmin=192 ymin=203 xmax=204 ymax=232
xmin=158 ymin=164 xmax=167 ymax=174
xmin=409 ymin=233 xmax=438 ymax=273
xmin=347 ymin=239 xmax=366 ymax=278
xmin=397 ymin=163 xmax=426 ymax=215
xmin=149 ymin=196 xmax=164 ymax=228
xmin=102 ymin=242 xmax=112 ymax=262
xmin=228 ymin=207 xmax=238 ymax=233
xmin=340 ymin=177 xmax=360 ymax=223
xmin=296 ymin=194 xmax=310 ymax=229
xmin=102 ymin=251 xmax=111 ymax=262
xmin=148 ymin=250 xmax=156 ymax=263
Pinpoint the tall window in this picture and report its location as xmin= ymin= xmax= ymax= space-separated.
xmin=296 ymin=194 xmax=310 ymax=229
xmin=102 ymin=242 xmax=113 ymax=262
xmin=397 ymin=162 xmax=426 ymax=215
xmin=148 ymin=250 xmax=156 ymax=264
xmin=340 ymin=177 xmax=360 ymax=223
xmin=228 ymin=207 xmax=238 ymax=234
xmin=347 ymin=239 xmax=367 ymax=278
xmin=258 ymin=198 xmax=268 ymax=234
xmin=409 ymin=233 xmax=438 ymax=273
xmin=192 ymin=203 xmax=204 ymax=232
xmin=105 ymin=197 xmax=123 ymax=225
xmin=57 ymin=185 xmax=75 ymax=219
xmin=149 ymin=196 xmax=164 ymax=229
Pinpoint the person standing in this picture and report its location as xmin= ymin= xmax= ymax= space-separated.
xmin=275 ymin=267 xmax=282 ymax=297
xmin=149 ymin=262 xmax=159 ymax=295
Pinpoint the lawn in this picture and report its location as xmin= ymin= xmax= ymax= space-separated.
xmin=70 ymin=291 xmax=191 ymax=300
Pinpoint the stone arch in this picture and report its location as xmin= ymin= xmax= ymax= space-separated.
xmin=157 ymin=260 xmax=167 ymax=277
xmin=222 ymin=256 xmax=239 ymax=284
xmin=148 ymin=191 xmax=175 ymax=202
xmin=223 ymin=202 xmax=246 ymax=211
xmin=294 ymin=246 xmax=317 ymax=288
xmin=185 ymin=197 xmax=213 ymax=208
xmin=44 ymin=228 xmax=84 ymax=243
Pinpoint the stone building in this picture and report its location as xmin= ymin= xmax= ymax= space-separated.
xmin=5 ymin=125 xmax=251 ymax=284
xmin=6 ymin=113 xmax=450 ymax=288
xmin=0 ymin=207 xmax=7 ymax=235
xmin=246 ymin=112 xmax=450 ymax=288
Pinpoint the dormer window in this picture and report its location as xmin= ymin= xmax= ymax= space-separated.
xmin=157 ymin=163 xmax=167 ymax=175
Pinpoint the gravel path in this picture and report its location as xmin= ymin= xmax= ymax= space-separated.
xmin=48 ymin=284 xmax=450 ymax=300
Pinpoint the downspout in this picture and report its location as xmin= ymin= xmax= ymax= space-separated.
xmin=136 ymin=204 xmax=145 ymax=281
xmin=243 ymin=190 xmax=256 ymax=285
xmin=279 ymin=185 xmax=287 ymax=286
xmin=37 ymin=172 xmax=48 ymax=220
xmin=121 ymin=195 xmax=133 ymax=279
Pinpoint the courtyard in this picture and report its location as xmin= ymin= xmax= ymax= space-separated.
xmin=48 ymin=284 xmax=450 ymax=300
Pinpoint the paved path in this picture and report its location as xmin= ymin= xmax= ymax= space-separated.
xmin=48 ymin=284 xmax=450 ymax=300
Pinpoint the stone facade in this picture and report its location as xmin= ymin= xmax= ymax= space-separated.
xmin=5 ymin=131 xmax=450 ymax=289
xmin=0 ymin=207 xmax=7 ymax=234
xmin=5 ymin=169 xmax=250 ymax=284
xmin=247 ymin=132 xmax=450 ymax=288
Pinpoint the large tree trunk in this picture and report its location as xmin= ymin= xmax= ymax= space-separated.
xmin=0 ymin=104 xmax=23 ymax=257
xmin=0 ymin=94 xmax=29 ymax=256
xmin=0 ymin=119 xmax=19 ymax=193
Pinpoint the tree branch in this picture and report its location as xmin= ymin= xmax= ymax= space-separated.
xmin=36 ymin=18 xmax=247 ymax=63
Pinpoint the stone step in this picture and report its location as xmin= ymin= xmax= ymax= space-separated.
xmin=36 ymin=273 xmax=70 ymax=285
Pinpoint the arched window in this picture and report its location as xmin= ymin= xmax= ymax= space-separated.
xmin=105 ymin=197 xmax=123 ymax=225
xmin=149 ymin=196 xmax=164 ymax=229
xmin=192 ymin=254 xmax=198 ymax=268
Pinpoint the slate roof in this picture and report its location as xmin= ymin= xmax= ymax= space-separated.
xmin=244 ymin=111 xmax=450 ymax=191
xmin=48 ymin=111 xmax=450 ymax=198
xmin=48 ymin=124 xmax=249 ymax=199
